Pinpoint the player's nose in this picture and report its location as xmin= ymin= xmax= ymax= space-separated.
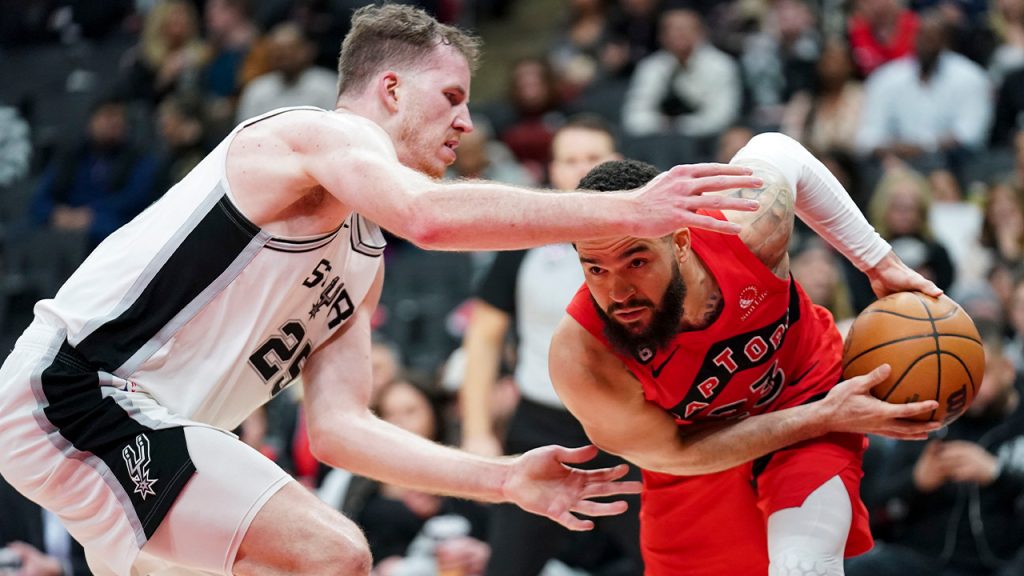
xmin=608 ymin=277 xmax=636 ymax=302
xmin=453 ymin=107 xmax=473 ymax=133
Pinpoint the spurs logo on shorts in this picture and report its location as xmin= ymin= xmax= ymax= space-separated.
xmin=122 ymin=434 xmax=159 ymax=500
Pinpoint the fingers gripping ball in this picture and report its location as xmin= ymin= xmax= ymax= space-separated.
xmin=841 ymin=292 xmax=984 ymax=424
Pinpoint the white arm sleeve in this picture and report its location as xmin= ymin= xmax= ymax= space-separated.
xmin=731 ymin=132 xmax=891 ymax=271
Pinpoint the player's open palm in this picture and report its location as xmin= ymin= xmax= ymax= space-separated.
xmin=819 ymin=364 xmax=943 ymax=439
xmin=502 ymin=445 xmax=641 ymax=531
xmin=632 ymin=164 xmax=762 ymax=237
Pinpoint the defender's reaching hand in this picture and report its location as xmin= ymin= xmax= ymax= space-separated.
xmin=501 ymin=445 xmax=642 ymax=531
xmin=629 ymin=163 xmax=762 ymax=237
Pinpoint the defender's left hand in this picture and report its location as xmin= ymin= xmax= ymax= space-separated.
xmin=501 ymin=445 xmax=642 ymax=531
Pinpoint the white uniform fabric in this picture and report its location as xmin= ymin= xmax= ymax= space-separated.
xmin=514 ymin=244 xmax=585 ymax=407
xmin=0 ymin=107 xmax=385 ymax=575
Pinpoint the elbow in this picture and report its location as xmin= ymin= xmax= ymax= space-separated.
xmin=307 ymin=420 xmax=350 ymax=466
xmin=400 ymin=196 xmax=446 ymax=249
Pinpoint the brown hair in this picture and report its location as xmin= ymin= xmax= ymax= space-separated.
xmin=337 ymin=4 xmax=481 ymax=96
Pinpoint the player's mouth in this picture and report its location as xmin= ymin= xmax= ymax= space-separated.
xmin=441 ymin=139 xmax=459 ymax=162
xmin=613 ymin=307 xmax=649 ymax=323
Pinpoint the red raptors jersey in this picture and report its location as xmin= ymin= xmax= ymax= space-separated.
xmin=567 ymin=211 xmax=844 ymax=425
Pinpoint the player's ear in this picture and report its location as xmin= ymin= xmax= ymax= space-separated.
xmin=672 ymin=229 xmax=691 ymax=261
xmin=378 ymin=71 xmax=400 ymax=113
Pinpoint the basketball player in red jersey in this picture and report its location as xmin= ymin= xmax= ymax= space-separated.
xmin=551 ymin=133 xmax=945 ymax=576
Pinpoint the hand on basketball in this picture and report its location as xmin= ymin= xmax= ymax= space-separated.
xmin=502 ymin=445 xmax=642 ymax=531
xmin=631 ymin=164 xmax=762 ymax=237
xmin=865 ymin=251 xmax=942 ymax=299
xmin=819 ymin=364 xmax=944 ymax=439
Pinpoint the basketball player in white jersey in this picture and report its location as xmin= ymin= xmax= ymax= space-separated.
xmin=0 ymin=5 xmax=765 ymax=576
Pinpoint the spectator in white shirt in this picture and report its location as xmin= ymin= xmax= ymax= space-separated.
xmin=621 ymin=6 xmax=741 ymax=140
xmin=235 ymin=22 xmax=338 ymax=122
xmin=856 ymin=9 xmax=992 ymax=173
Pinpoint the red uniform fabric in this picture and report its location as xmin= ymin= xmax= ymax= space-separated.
xmin=566 ymin=213 xmax=872 ymax=574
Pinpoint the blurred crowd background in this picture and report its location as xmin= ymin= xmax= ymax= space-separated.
xmin=2 ymin=0 xmax=1024 ymax=575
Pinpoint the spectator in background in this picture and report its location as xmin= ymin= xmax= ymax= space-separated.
xmin=548 ymin=0 xmax=611 ymax=102
xmin=0 ymin=104 xmax=31 ymax=188
xmin=782 ymin=39 xmax=864 ymax=157
xmin=602 ymin=0 xmax=662 ymax=79
xmin=869 ymin=165 xmax=955 ymax=291
xmin=739 ymin=0 xmax=820 ymax=131
xmin=235 ymin=22 xmax=338 ymax=122
xmin=790 ymin=236 xmax=855 ymax=325
xmin=201 ymin=0 xmax=262 ymax=139
xmin=980 ymin=178 xmax=1024 ymax=266
xmin=346 ymin=379 xmax=492 ymax=576
xmin=115 ymin=0 xmax=208 ymax=106
xmin=856 ymin=10 xmax=992 ymax=177
xmin=991 ymin=66 xmax=1024 ymax=148
xmin=845 ymin=164 xmax=955 ymax=311
xmin=621 ymin=6 xmax=741 ymax=141
xmin=487 ymin=57 xmax=565 ymax=181
xmin=988 ymin=0 xmax=1024 ymax=85
xmin=847 ymin=332 xmax=1024 ymax=576
xmin=29 ymin=96 xmax=158 ymax=250
xmin=447 ymin=117 xmax=534 ymax=186
xmin=460 ymin=116 xmax=642 ymax=576
xmin=153 ymin=95 xmax=206 ymax=196
xmin=847 ymin=0 xmax=919 ymax=77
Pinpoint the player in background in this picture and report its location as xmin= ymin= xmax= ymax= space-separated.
xmin=460 ymin=115 xmax=643 ymax=575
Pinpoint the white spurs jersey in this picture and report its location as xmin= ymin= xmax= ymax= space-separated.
xmin=33 ymin=107 xmax=385 ymax=431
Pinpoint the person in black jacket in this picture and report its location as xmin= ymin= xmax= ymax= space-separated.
xmin=847 ymin=327 xmax=1024 ymax=576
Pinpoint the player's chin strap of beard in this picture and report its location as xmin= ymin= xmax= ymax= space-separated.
xmin=732 ymin=133 xmax=891 ymax=273
xmin=766 ymin=475 xmax=850 ymax=576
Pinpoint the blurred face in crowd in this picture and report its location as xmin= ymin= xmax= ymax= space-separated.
xmin=915 ymin=13 xmax=948 ymax=68
xmin=1009 ymin=280 xmax=1024 ymax=335
xmin=451 ymin=128 xmax=490 ymax=178
xmin=161 ymin=0 xmax=197 ymax=49
xmin=89 ymin=103 xmax=127 ymax=148
xmin=791 ymin=243 xmax=840 ymax=308
xmin=817 ymin=41 xmax=854 ymax=90
xmin=510 ymin=59 xmax=555 ymax=115
xmin=549 ymin=126 xmax=619 ymax=190
xmin=971 ymin=341 xmax=1016 ymax=417
xmin=884 ymin=179 xmax=926 ymax=237
xmin=660 ymin=9 xmax=704 ymax=62
xmin=267 ymin=25 xmax=314 ymax=80
xmin=379 ymin=380 xmax=438 ymax=440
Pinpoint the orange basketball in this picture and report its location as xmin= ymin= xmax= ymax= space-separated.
xmin=841 ymin=292 xmax=984 ymax=424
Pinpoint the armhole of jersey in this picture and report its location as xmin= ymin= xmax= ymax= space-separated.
xmin=350 ymin=214 xmax=386 ymax=258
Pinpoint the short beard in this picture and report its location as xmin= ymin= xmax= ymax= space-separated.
xmin=592 ymin=265 xmax=686 ymax=359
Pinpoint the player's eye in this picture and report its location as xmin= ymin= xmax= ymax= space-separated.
xmin=588 ymin=266 xmax=604 ymax=276
xmin=629 ymin=258 xmax=646 ymax=269
xmin=445 ymin=92 xmax=460 ymax=105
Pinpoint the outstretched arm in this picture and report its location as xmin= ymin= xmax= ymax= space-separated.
xmin=302 ymin=267 xmax=640 ymax=530
xmin=294 ymin=112 xmax=763 ymax=250
xmin=549 ymin=317 xmax=943 ymax=476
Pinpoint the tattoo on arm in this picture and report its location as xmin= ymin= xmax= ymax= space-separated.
xmin=723 ymin=167 xmax=795 ymax=277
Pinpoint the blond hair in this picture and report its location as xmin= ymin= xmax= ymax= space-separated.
xmin=337 ymin=4 xmax=481 ymax=96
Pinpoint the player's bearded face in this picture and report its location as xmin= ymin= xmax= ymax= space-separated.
xmin=592 ymin=264 xmax=686 ymax=357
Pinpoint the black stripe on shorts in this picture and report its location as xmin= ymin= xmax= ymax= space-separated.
xmin=42 ymin=341 xmax=196 ymax=539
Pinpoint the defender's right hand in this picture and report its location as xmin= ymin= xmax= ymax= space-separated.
xmin=630 ymin=163 xmax=762 ymax=237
